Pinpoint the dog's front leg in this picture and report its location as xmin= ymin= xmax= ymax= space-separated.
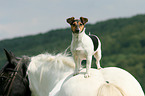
xmin=84 ymin=56 xmax=92 ymax=78
xmin=73 ymin=56 xmax=81 ymax=76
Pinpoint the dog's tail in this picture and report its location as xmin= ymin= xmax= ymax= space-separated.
xmin=97 ymin=81 xmax=127 ymax=96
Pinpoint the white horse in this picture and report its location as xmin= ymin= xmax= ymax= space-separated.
xmin=27 ymin=53 xmax=144 ymax=96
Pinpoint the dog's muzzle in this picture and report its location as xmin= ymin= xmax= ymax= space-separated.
xmin=75 ymin=29 xmax=80 ymax=33
xmin=73 ymin=27 xmax=80 ymax=33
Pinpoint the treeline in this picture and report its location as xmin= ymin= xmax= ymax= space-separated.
xmin=0 ymin=14 xmax=145 ymax=92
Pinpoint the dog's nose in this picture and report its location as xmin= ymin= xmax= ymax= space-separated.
xmin=76 ymin=29 xmax=79 ymax=32
xmin=75 ymin=27 xmax=80 ymax=33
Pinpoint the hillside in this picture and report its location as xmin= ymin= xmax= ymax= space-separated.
xmin=0 ymin=14 xmax=145 ymax=91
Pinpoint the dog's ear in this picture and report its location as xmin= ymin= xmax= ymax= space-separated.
xmin=80 ymin=17 xmax=88 ymax=25
xmin=67 ymin=17 xmax=75 ymax=25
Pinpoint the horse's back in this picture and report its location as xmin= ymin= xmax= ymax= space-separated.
xmin=56 ymin=69 xmax=103 ymax=96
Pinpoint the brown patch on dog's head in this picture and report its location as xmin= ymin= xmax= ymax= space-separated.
xmin=66 ymin=17 xmax=88 ymax=33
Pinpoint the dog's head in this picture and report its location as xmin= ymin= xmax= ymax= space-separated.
xmin=66 ymin=17 xmax=88 ymax=33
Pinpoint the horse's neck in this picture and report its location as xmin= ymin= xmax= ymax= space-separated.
xmin=40 ymin=64 xmax=73 ymax=92
xmin=33 ymin=63 xmax=73 ymax=96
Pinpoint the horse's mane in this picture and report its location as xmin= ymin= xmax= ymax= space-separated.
xmin=30 ymin=53 xmax=75 ymax=72
xmin=97 ymin=83 xmax=127 ymax=96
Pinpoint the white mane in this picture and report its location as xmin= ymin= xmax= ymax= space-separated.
xmin=29 ymin=53 xmax=75 ymax=71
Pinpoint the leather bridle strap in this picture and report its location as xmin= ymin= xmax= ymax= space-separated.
xmin=6 ymin=59 xmax=22 ymax=96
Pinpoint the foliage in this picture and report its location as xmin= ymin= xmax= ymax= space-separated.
xmin=0 ymin=14 xmax=145 ymax=92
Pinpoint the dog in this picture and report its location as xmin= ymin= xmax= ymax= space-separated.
xmin=66 ymin=17 xmax=102 ymax=78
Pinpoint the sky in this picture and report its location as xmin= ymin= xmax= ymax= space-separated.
xmin=0 ymin=0 xmax=145 ymax=40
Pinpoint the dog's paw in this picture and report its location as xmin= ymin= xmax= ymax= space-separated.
xmin=79 ymin=67 xmax=83 ymax=71
xmin=97 ymin=67 xmax=102 ymax=70
xmin=73 ymin=72 xmax=79 ymax=76
xmin=84 ymin=73 xmax=90 ymax=78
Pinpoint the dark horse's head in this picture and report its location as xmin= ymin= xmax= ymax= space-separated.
xmin=0 ymin=49 xmax=31 ymax=96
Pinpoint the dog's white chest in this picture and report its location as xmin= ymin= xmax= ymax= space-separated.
xmin=71 ymin=47 xmax=86 ymax=59
xmin=71 ymin=40 xmax=86 ymax=57
xmin=71 ymin=32 xmax=94 ymax=59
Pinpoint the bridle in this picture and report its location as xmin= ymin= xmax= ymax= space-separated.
xmin=0 ymin=58 xmax=22 ymax=96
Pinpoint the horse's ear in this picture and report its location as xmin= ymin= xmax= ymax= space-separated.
xmin=4 ymin=49 xmax=17 ymax=63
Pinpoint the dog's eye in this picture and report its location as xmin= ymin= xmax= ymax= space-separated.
xmin=72 ymin=23 xmax=75 ymax=26
xmin=80 ymin=23 xmax=83 ymax=26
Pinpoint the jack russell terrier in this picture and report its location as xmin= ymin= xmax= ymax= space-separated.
xmin=66 ymin=17 xmax=102 ymax=78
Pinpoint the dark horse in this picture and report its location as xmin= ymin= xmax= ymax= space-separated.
xmin=0 ymin=49 xmax=31 ymax=96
